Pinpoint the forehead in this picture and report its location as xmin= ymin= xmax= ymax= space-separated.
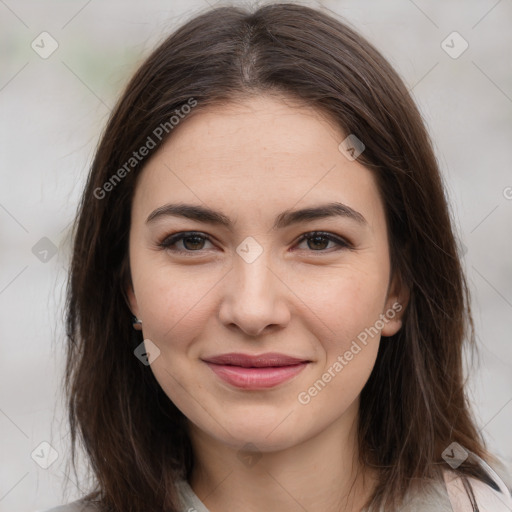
xmin=164 ymin=94 xmax=345 ymax=167
xmin=133 ymin=95 xmax=384 ymax=231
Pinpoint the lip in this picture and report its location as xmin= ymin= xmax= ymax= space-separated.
xmin=202 ymin=352 xmax=311 ymax=389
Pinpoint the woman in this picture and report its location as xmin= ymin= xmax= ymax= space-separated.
xmin=44 ymin=3 xmax=512 ymax=511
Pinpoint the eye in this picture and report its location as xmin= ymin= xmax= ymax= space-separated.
xmin=159 ymin=232 xmax=214 ymax=255
xmin=294 ymin=231 xmax=351 ymax=252
xmin=158 ymin=230 xmax=351 ymax=256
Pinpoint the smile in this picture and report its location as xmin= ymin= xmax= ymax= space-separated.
xmin=202 ymin=352 xmax=311 ymax=389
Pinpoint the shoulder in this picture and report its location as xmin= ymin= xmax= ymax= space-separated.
xmin=40 ymin=481 xmax=207 ymax=512
xmin=391 ymin=466 xmax=512 ymax=512
xmin=443 ymin=467 xmax=512 ymax=511
xmin=38 ymin=499 xmax=99 ymax=512
xmin=175 ymin=478 xmax=211 ymax=512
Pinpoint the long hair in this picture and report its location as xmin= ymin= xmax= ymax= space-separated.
xmin=64 ymin=3 xmax=500 ymax=510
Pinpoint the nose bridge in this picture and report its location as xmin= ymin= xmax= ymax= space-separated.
xmin=219 ymin=236 xmax=290 ymax=335
xmin=233 ymin=236 xmax=277 ymax=299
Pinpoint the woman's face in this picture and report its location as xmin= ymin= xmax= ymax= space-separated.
xmin=127 ymin=94 xmax=406 ymax=452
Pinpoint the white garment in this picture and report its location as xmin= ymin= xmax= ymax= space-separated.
xmin=175 ymin=469 xmax=512 ymax=512
xmin=38 ymin=467 xmax=512 ymax=512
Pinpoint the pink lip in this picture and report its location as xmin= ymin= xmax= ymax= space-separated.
xmin=202 ymin=352 xmax=311 ymax=389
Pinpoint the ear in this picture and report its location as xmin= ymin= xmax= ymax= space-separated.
xmin=381 ymin=269 xmax=409 ymax=337
xmin=120 ymin=256 xmax=139 ymax=318
xmin=125 ymin=283 xmax=139 ymax=318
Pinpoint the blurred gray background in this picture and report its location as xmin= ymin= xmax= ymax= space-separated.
xmin=0 ymin=0 xmax=511 ymax=510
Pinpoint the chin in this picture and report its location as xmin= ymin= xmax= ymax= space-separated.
xmin=208 ymin=415 xmax=305 ymax=452
xmin=230 ymin=432 xmax=299 ymax=453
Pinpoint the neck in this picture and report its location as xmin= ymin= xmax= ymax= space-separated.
xmin=186 ymin=399 xmax=377 ymax=512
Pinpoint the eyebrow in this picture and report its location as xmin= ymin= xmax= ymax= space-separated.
xmin=145 ymin=201 xmax=367 ymax=230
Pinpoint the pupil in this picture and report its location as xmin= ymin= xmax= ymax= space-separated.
xmin=309 ymin=236 xmax=327 ymax=250
xmin=184 ymin=236 xmax=204 ymax=250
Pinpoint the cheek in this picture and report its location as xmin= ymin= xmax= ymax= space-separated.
xmin=129 ymin=241 xmax=221 ymax=350
xmin=131 ymin=259 xmax=217 ymax=419
xmin=301 ymin=265 xmax=389 ymax=348
xmin=136 ymin=269 xmax=218 ymax=350
xmin=294 ymin=271 xmax=385 ymax=417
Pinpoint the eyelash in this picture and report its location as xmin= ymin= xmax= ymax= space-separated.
xmin=158 ymin=231 xmax=351 ymax=256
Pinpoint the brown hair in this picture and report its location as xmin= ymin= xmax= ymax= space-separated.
xmin=64 ymin=3 xmax=501 ymax=511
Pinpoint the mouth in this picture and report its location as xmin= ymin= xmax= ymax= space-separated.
xmin=201 ymin=352 xmax=312 ymax=389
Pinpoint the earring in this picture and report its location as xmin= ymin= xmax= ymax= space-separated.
xmin=132 ymin=317 xmax=142 ymax=331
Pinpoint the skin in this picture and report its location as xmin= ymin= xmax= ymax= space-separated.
xmin=127 ymin=94 xmax=409 ymax=512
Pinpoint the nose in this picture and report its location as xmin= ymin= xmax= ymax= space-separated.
xmin=218 ymin=249 xmax=291 ymax=338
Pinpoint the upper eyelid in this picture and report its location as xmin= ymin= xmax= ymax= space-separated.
xmin=160 ymin=231 xmax=214 ymax=245
xmin=159 ymin=231 xmax=351 ymax=250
